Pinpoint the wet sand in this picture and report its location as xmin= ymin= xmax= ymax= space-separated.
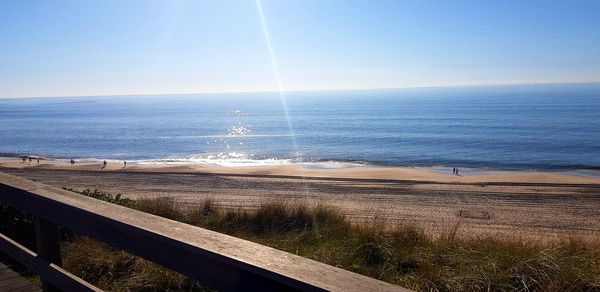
xmin=2 ymin=159 xmax=600 ymax=239
xmin=2 ymin=158 xmax=599 ymax=184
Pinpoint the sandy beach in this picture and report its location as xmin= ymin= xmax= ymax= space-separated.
xmin=2 ymin=158 xmax=600 ymax=239
xmin=2 ymin=158 xmax=600 ymax=184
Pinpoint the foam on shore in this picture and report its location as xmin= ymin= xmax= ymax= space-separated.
xmin=1 ymin=157 xmax=600 ymax=185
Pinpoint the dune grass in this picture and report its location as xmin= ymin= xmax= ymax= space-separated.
xmin=2 ymin=189 xmax=600 ymax=291
xmin=62 ymin=236 xmax=204 ymax=291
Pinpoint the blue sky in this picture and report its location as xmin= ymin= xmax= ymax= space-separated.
xmin=1 ymin=0 xmax=599 ymax=98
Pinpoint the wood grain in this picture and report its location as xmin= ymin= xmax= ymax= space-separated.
xmin=0 ymin=172 xmax=406 ymax=291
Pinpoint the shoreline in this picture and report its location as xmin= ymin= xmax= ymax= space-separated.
xmin=2 ymin=157 xmax=600 ymax=185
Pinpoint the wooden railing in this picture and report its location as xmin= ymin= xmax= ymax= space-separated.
xmin=0 ymin=172 xmax=406 ymax=291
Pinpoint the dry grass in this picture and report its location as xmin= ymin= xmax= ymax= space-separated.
xmin=110 ymin=193 xmax=600 ymax=291
xmin=2 ymin=189 xmax=600 ymax=291
xmin=135 ymin=197 xmax=184 ymax=222
xmin=61 ymin=236 xmax=204 ymax=291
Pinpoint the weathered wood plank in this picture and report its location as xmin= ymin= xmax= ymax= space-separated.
xmin=34 ymin=218 xmax=62 ymax=292
xmin=0 ymin=274 xmax=22 ymax=283
xmin=0 ymin=172 xmax=407 ymax=291
xmin=0 ymin=276 xmax=29 ymax=289
xmin=11 ymin=283 xmax=43 ymax=292
xmin=0 ymin=272 xmax=21 ymax=283
xmin=0 ymin=262 xmax=41 ymax=292
xmin=0 ymin=233 xmax=100 ymax=291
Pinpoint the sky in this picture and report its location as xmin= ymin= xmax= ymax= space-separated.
xmin=1 ymin=0 xmax=599 ymax=98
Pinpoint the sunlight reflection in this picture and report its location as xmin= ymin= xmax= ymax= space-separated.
xmin=256 ymin=0 xmax=299 ymax=157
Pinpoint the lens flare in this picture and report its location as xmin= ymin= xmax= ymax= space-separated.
xmin=255 ymin=0 xmax=299 ymax=157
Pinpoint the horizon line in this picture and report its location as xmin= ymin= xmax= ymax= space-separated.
xmin=2 ymin=81 xmax=600 ymax=100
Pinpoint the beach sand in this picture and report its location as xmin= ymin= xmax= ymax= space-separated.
xmin=2 ymin=158 xmax=600 ymax=240
xmin=2 ymin=158 xmax=599 ymax=184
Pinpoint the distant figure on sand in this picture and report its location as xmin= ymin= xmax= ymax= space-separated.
xmin=37 ymin=159 xmax=39 ymax=164
xmin=123 ymin=161 xmax=127 ymax=168
xmin=102 ymin=160 xmax=107 ymax=169
xmin=28 ymin=157 xmax=32 ymax=163
xmin=22 ymin=157 xmax=26 ymax=163
xmin=452 ymin=168 xmax=456 ymax=175
xmin=70 ymin=159 xmax=74 ymax=165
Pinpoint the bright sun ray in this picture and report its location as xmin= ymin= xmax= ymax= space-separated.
xmin=255 ymin=0 xmax=299 ymax=158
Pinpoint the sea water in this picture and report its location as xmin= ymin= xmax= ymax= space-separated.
xmin=1 ymin=84 xmax=599 ymax=171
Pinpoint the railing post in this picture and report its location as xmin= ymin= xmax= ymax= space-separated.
xmin=35 ymin=217 xmax=62 ymax=292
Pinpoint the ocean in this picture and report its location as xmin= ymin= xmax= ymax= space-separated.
xmin=1 ymin=84 xmax=599 ymax=172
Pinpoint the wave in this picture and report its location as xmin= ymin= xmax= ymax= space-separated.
xmin=127 ymin=152 xmax=367 ymax=169
xmin=0 ymin=152 xmax=47 ymax=159
xmin=1 ymin=152 xmax=599 ymax=175
xmin=136 ymin=156 xmax=292 ymax=167
xmin=159 ymin=134 xmax=301 ymax=139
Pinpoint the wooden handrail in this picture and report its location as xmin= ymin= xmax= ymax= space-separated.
xmin=0 ymin=232 xmax=101 ymax=291
xmin=0 ymin=172 xmax=406 ymax=291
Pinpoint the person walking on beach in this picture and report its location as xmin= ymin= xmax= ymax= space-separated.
xmin=123 ymin=161 xmax=127 ymax=168
xmin=28 ymin=156 xmax=32 ymax=163
xmin=102 ymin=160 xmax=107 ymax=169
xmin=22 ymin=157 xmax=26 ymax=163
xmin=452 ymin=167 xmax=456 ymax=175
